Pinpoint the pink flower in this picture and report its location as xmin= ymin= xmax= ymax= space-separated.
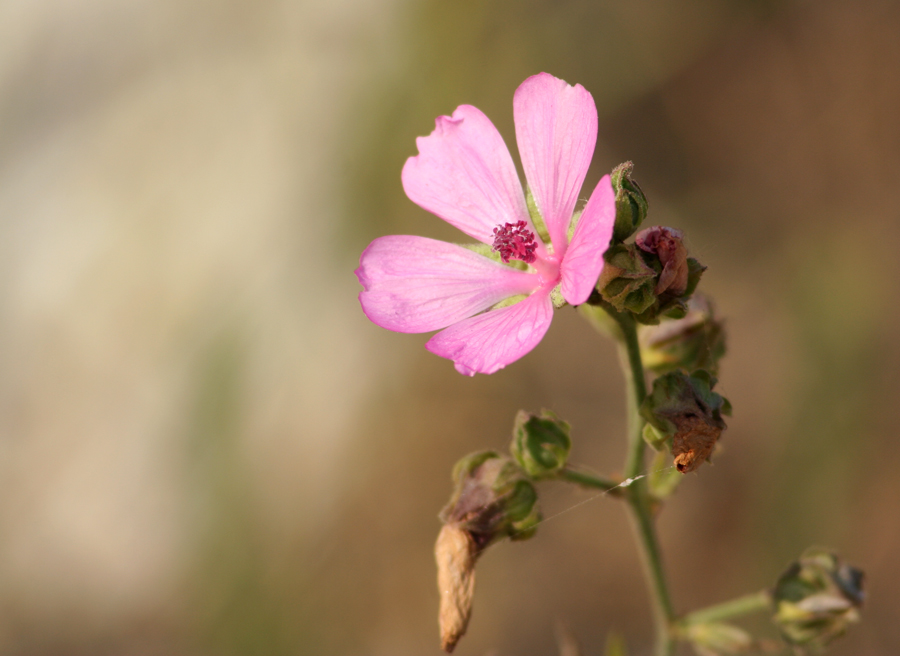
xmin=356 ymin=73 xmax=616 ymax=375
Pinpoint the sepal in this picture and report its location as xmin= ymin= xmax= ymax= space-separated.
xmin=510 ymin=409 xmax=572 ymax=479
xmin=610 ymin=161 xmax=648 ymax=243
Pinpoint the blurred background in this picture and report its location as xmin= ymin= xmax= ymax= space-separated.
xmin=1 ymin=0 xmax=898 ymax=654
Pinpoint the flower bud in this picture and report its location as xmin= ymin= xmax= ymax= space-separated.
xmin=510 ymin=409 xmax=572 ymax=479
xmin=611 ymin=161 xmax=649 ymax=242
xmin=436 ymin=452 xmax=541 ymax=651
xmin=771 ymin=548 xmax=864 ymax=651
xmin=596 ymin=243 xmax=658 ymax=315
xmin=639 ymin=294 xmax=726 ymax=376
xmin=640 ymin=370 xmax=730 ymax=473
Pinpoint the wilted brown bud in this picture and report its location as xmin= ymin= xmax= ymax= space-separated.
xmin=641 ymin=371 xmax=731 ymax=473
xmin=435 ymin=524 xmax=478 ymax=652
xmin=434 ymin=452 xmax=541 ymax=651
xmin=671 ymin=413 xmax=723 ymax=474
xmin=636 ymin=226 xmax=689 ymax=296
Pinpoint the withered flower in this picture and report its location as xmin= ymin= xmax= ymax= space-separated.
xmin=435 ymin=453 xmax=540 ymax=651
xmin=635 ymin=226 xmax=689 ymax=296
xmin=640 ymin=370 xmax=730 ymax=473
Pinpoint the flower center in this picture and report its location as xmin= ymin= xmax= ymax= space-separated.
xmin=491 ymin=221 xmax=537 ymax=264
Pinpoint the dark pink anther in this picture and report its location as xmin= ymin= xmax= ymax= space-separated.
xmin=491 ymin=220 xmax=537 ymax=264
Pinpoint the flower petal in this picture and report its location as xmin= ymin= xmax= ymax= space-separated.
xmin=357 ymin=235 xmax=540 ymax=333
xmin=425 ymin=288 xmax=554 ymax=375
xmin=560 ymin=174 xmax=615 ymax=305
xmin=514 ymin=73 xmax=598 ymax=255
xmin=402 ymin=105 xmax=530 ymax=244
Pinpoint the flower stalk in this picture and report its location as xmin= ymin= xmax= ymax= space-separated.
xmin=610 ymin=308 xmax=677 ymax=656
xmin=555 ymin=468 xmax=622 ymax=494
xmin=677 ymin=590 xmax=771 ymax=629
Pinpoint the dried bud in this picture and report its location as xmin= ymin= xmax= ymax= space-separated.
xmin=640 ymin=370 xmax=731 ymax=473
xmin=635 ymin=226 xmax=689 ymax=296
xmin=772 ymin=548 xmax=864 ymax=651
xmin=435 ymin=452 xmax=540 ymax=651
xmin=510 ymin=409 xmax=571 ymax=479
xmin=611 ymin=161 xmax=649 ymax=242
xmin=639 ymin=294 xmax=726 ymax=376
xmin=435 ymin=524 xmax=477 ymax=652
xmin=671 ymin=414 xmax=722 ymax=474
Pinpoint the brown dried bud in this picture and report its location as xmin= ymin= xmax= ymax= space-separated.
xmin=671 ymin=413 xmax=724 ymax=474
xmin=641 ymin=370 xmax=730 ymax=473
xmin=434 ymin=452 xmax=541 ymax=651
xmin=435 ymin=524 xmax=478 ymax=652
xmin=636 ymin=226 xmax=689 ymax=296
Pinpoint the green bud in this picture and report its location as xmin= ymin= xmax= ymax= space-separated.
xmin=772 ymin=548 xmax=864 ymax=651
xmin=611 ymin=161 xmax=649 ymax=242
xmin=640 ymin=370 xmax=730 ymax=473
xmin=639 ymin=294 xmax=727 ymax=376
xmin=510 ymin=409 xmax=572 ymax=479
xmin=596 ymin=243 xmax=658 ymax=315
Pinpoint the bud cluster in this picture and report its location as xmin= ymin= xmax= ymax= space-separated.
xmin=591 ymin=162 xmax=707 ymax=324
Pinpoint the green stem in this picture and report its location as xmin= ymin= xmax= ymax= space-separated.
xmin=618 ymin=312 xmax=648 ymax=480
xmin=677 ymin=590 xmax=771 ymax=628
xmin=556 ymin=468 xmax=621 ymax=494
xmin=612 ymin=309 xmax=676 ymax=656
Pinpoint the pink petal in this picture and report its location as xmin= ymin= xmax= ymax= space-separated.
xmin=402 ymin=105 xmax=531 ymax=245
xmin=357 ymin=235 xmax=540 ymax=333
xmin=425 ymin=288 xmax=554 ymax=375
xmin=514 ymin=73 xmax=598 ymax=255
xmin=560 ymin=174 xmax=615 ymax=305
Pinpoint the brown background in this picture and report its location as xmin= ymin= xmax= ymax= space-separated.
xmin=1 ymin=0 xmax=898 ymax=654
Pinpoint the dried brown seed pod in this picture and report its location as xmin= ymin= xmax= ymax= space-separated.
xmin=435 ymin=524 xmax=478 ymax=653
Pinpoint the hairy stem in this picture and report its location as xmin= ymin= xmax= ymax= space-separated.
xmin=613 ymin=310 xmax=676 ymax=656
xmin=677 ymin=590 xmax=771 ymax=628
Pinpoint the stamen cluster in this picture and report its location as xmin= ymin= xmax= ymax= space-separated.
xmin=491 ymin=221 xmax=537 ymax=264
